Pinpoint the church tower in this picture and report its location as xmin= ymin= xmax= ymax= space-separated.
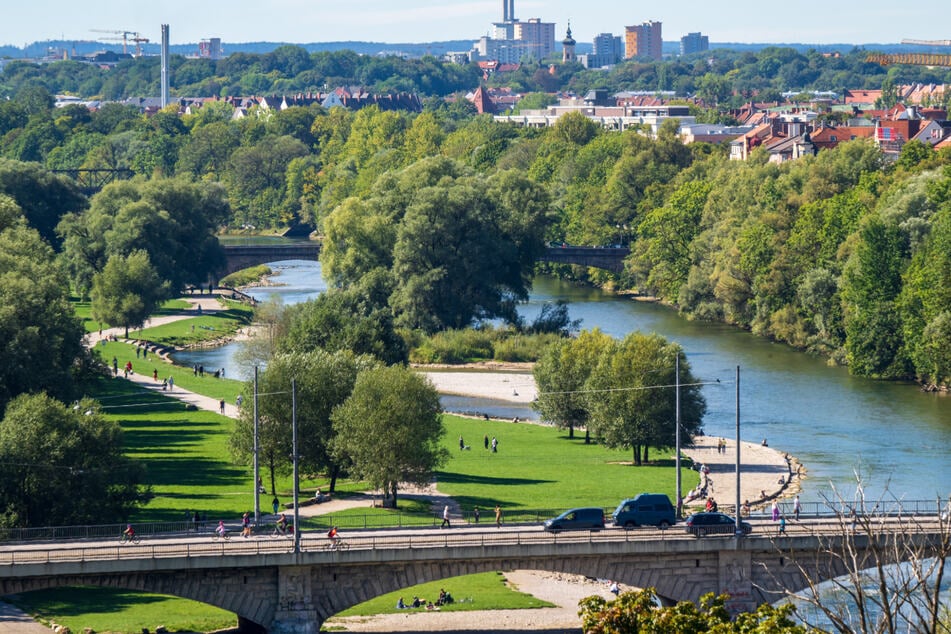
xmin=562 ymin=22 xmax=576 ymax=63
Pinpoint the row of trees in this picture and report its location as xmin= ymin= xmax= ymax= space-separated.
xmin=533 ymin=330 xmax=706 ymax=458
xmin=3 ymin=46 xmax=950 ymax=108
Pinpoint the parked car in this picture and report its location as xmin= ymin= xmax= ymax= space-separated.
xmin=684 ymin=512 xmax=752 ymax=537
xmin=612 ymin=493 xmax=676 ymax=529
xmin=543 ymin=507 xmax=605 ymax=532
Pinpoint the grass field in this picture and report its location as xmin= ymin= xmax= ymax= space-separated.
xmin=334 ymin=571 xmax=554 ymax=616
xmin=74 ymin=298 xmax=193 ymax=334
xmin=22 ymin=300 xmax=701 ymax=631
xmin=8 ymin=587 xmax=234 ymax=634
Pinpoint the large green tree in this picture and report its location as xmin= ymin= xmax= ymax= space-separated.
xmin=229 ymin=350 xmax=378 ymax=494
xmin=331 ymin=366 xmax=446 ymax=507
xmin=586 ymin=333 xmax=706 ymax=465
xmin=533 ymin=329 xmax=615 ymax=442
xmin=0 ymin=158 xmax=87 ymax=249
xmin=0 ymin=393 xmax=148 ymax=527
xmin=0 ymin=195 xmax=84 ymax=413
xmin=90 ymin=250 xmax=169 ymax=337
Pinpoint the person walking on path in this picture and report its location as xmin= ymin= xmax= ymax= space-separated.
xmin=112 ymin=357 xmax=118 ymax=377
xmin=241 ymin=512 xmax=252 ymax=537
xmin=272 ymin=497 xmax=280 ymax=514
xmin=441 ymin=505 xmax=451 ymax=528
xmin=495 ymin=504 xmax=502 ymax=528
xmin=153 ymin=369 xmax=158 ymax=382
xmin=167 ymin=376 xmax=174 ymax=392
xmin=771 ymin=500 xmax=780 ymax=522
xmin=473 ymin=507 xmax=480 ymax=523
xmin=219 ymin=399 xmax=226 ymax=414
xmin=779 ymin=515 xmax=786 ymax=535
xmin=484 ymin=434 xmax=489 ymax=450
xmin=491 ymin=437 xmax=498 ymax=453
xmin=793 ymin=495 xmax=801 ymax=521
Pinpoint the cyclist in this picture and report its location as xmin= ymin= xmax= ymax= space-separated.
xmin=216 ymin=520 xmax=227 ymax=538
xmin=122 ymin=524 xmax=135 ymax=542
xmin=327 ymin=526 xmax=341 ymax=548
xmin=276 ymin=513 xmax=289 ymax=535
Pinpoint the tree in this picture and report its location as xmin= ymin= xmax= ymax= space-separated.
xmin=0 ymin=195 xmax=85 ymax=413
xmin=331 ymin=366 xmax=446 ymax=508
xmin=0 ymin=393 xmax=148 ymax=527
xmin=533 ymin=329 xmax=614 ymax=442
xmin=278 ymin=269 xmax=408 ymax=365
xmin=90 ymin=250 xmax=169 ymax=337
xmin=229 ymin=350 xmax=378 ymax=494
xmin=579 ymin=588 xmax=807 ymax=633
xmin=0 ymin=158 xmax=87 ymax=249
xmin=586 ymin=333 xmax=705 ymax=465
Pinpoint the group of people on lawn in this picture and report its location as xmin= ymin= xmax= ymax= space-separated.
xmin=396 ymin=588 xmax=454 ymax=611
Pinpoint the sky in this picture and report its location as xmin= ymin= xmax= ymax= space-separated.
xmin=3 ymin=0 xmax=950 ymax=49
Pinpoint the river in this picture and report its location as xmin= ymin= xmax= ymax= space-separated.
xmin=174 ymin=259 xmax=951 ymax=504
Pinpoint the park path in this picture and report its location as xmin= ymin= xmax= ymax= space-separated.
xmin=87 ymin=294 xmax=242 ymax=418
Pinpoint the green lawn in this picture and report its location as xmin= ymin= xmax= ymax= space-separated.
xmin=334 ymin=571 xmax=554 ymax=617
xmin=134 ymin=303 xmax=252 ymax=347
xmin=74 ymin=297 xmax=193 ymax=334
xmin=8 ymin=587 xmax=234 ymax=634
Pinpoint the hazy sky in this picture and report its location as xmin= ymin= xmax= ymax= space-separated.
xmin=3 ymin=0 xmax=948 ymax=48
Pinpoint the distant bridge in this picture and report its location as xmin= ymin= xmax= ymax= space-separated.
xmin=221 ymin=243 xmax=629 ymax=276
xmin=51 ymin=168 xmax=135 ymax=196
xmin=1 ymin=518 xmax=944 ymax=634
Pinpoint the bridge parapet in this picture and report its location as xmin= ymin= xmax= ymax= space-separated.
xmin=540 ymin=246 xmax=630 ymax=273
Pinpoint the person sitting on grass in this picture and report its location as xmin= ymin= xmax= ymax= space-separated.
xmin=396 ymin=597 xmax=407 ymax=609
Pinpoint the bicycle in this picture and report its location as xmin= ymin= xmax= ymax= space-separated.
xmin=323 ymin=538 xmax=349 ymax=551
xmin=119 ymin=533 xmax=141 ymax=545
xmin=212 ymin=530 xmax=231 ymax=541
xmin=271 ymin=525 xmax=293 ymax=538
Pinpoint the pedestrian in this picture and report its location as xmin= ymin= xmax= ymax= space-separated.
xmin=153 ymin=369 xmax=158 ymax=382
xmin=241 ymin=512 xmax=252 ymax=538
xmin=793 ymin=495 xmax=801 ymax=521
xmin=219 ymin=399 xmax=226 ymax=414
xmin=136 ymin=345 xmax=140 ymax=358
xmin=236 ymin=394 xmax=243 ymax=407
xmin=220 ymin=367 xmax=225 ymax=378
xmin=168 ymin=376 xmax=174 ymax=391
xmin=142 ymin=347 xmax=147 ymax=360
xmin=495 ymin=504 xmax=502 ymax=528
xmin=112 ymin=357 xmax=118 ymax=377
xmin=459 ymin=435 xmax=464 ymax=450
xmin=771 ymin=501 xmax=779 ymax=522
xmin=192 ymin=510 xmax=200 ymax=531
xmin=484 ymin=434 xmax=489 ymax=450
xmin=272 ymin=497 xmax=280 ymax=514
xmin=473 ymin=507 xmax=480 ymax=523
xmin=193 ymin=364 xmax=198 ymax=376
xmin=779 ymin=515 xmax=786 ymax=535
xmin=441 ymin=505 xmax=450 ymax=528
xmin=199 ymin=365 xmax=204 ymax=377
xmin=125 ymin=360 xmax=133 ymax=375
xmin=491 ymin=437 xmax=498 ymax=453
xmin=609 ymin=580 xmax=620 ymax=595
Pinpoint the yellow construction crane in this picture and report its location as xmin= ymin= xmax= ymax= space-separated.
xmin=89 ymin=29 xmax=150 ymax=56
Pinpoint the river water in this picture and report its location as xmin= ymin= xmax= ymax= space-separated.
xmin=175 ymin=259 xmax=951 ymax=504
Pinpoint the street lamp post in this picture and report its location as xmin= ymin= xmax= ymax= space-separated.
xmin=735 ymin=365 xmax=742 ymax=535
xmin=675 ymin=353 xmax=682 ymax=518
xmin=292 ymin=379 xmax=300 ymax=554
xmin=253 ymin=366 xmax=260 ymax=525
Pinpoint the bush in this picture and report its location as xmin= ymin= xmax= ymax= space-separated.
xmin=219 ymin=265 xmax=272 ymax=288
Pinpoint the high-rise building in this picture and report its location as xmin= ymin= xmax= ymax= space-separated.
xmin=591 ymin=32 xmax=623 ymax=67
xmin=680 ymin=32 xmax=709 ymax=56
xmin=624 ymin=21 xmax=662 ymax=61
xmin=472 ymin=0 xmax=555 ymax=63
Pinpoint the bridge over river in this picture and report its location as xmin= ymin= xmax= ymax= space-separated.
xmin=1 ymin=517 xmax=945 ymax=634
xmin=220 ymin=243 xmax=630 ymax=277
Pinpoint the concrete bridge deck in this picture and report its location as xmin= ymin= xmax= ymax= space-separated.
xmin=1 ymin=518 xmax=946 ymax=634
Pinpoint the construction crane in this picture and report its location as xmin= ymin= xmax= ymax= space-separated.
xmin=901 ymin=39 xmax=951 ymax=47
xmin=89 ymin=29 xmax=150 ymax=56
xmin=866 ymin=53 xmax=951 ymax=67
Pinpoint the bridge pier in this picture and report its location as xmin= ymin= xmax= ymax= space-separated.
xmin=270 ymin=566 xmax=322 ymax=634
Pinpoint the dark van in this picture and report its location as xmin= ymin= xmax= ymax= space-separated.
xmin=543 ymin=507 xmax=605 ymax=532
xmin=612 ymin=493 xmax=676 ymax=528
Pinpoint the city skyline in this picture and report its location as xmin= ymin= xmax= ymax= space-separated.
xmin=3 ymin=0 xmax=949 ymax=49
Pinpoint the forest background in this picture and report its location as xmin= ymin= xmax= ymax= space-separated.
xmin=1 ymin=45 xmax=951 ymax=395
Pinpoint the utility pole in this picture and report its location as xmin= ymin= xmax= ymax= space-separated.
xmin=292 ymin=379 xmax=300 ymax=554
xmin=253 ymin=366 xmax=260 ymax=525
xmin=735 ymin=365 xmax=742 ymax=535
xmin=675 ymin=353 xmax=682 ymax=519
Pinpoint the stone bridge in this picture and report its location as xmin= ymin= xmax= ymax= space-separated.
xmin=1 ymin=523 xmax=943 ymax=634
xmin=220 ymin=243 xmax=629 ymax=276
